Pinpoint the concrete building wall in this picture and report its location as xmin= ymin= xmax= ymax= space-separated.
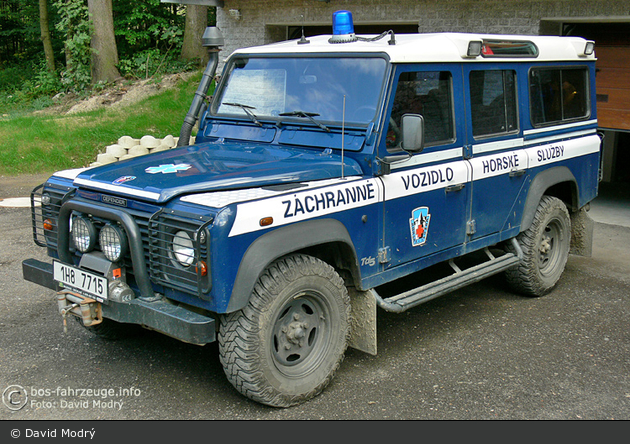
xmin=212 ymin=1 xmax=630 ymax=184
xmin=215 ymin=0 xmax=630 ymax=62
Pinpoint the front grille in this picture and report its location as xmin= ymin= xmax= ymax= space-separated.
xmin=31 ymin=184 xmax=74 ymax=249
xmin=32 ymin=188 xmax=214 ymax=299
xmin=148 ymin=209 xmax=213 ymax=298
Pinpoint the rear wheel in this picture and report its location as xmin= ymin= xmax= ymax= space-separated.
xmin=219 ymin=254 xmax=351 ymax=407
xmin=505 ymin=196 xmax=571 ymax=296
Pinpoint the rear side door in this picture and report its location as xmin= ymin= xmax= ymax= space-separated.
xmin=463 ymin=64 xmax=528 ymax=240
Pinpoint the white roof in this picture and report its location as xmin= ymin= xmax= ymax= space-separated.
xmin=230 ymin=33 xmax=596 ymax=63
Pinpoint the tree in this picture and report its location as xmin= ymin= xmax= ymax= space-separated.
xmin=87 ymin=0 xmax=119 ymax=83
xmin=39 ymin=0 xmax=55 ymax=72
xmin=180 ymin=5 xmax=208 ymax=66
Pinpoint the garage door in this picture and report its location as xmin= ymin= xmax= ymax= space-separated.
xmin=562 ymin=22 xmax=630 ymax=131
xmin=595 ymin=46 xmax=630 ymax=131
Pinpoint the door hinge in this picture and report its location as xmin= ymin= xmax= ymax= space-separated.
xmin=463 ymin=144 xmax=473 ymax=159
xmin=466 ymin=220 xmax=477 ymax=235
xmin=378 ymin=247 xmax=391 ymax=264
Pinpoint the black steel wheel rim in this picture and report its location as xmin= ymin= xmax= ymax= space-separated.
xmin=538 ymin=218 xmax=563 ymax=276
xmin=271 ymin=291 xmax=332 ymax=377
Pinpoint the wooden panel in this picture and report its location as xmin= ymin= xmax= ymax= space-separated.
xmin=597 ymin=88 xmax=630 ymax=110
xmin=594 ymin=46 xmax=630 ymax=130
xmin=597 ymin=109 xmax=630 ymax=131
xmin=596 ymin=68 xmax=630 ymax=90
xmin=595 ymin=47 xmax=630 ymax=69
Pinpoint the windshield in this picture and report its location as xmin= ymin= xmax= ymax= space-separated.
xmin=213 ymin=56 xmax=388 ymax=126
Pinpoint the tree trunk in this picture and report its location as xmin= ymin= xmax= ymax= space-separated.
xmin=180 ymin=5 xmax=208 ymax=67
xmin=39 ymin=0 xmax=56 ymax=72
xmin=88 ymin=0 xmax=120 ymax=83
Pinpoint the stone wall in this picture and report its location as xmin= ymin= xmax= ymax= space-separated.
xmin=215 ymin=0 xmax=630 ymax=68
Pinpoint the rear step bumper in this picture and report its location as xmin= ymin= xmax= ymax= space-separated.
xmin=373 ymin=239 xmax=523 ymax=313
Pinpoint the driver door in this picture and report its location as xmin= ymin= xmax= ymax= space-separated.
xmin=379 ymin=65 xmax=471 ymax=269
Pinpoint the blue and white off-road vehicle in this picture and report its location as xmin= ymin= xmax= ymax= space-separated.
xmin=24 ymin=11 xmax=601 ymax=407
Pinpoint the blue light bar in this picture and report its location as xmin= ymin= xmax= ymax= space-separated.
xmin=332 ymin=10 xmax=354 ymax=36
xmin=330 ymin=10 xmax=357 ymax=43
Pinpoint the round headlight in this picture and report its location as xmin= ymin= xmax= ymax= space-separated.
xmin=99 ymin=223 xmax=127 ymax=262
xmin=72 ymin=216 xmax=96 ymax=253
xmin=172 ymin=231 xmax=194 ymax=267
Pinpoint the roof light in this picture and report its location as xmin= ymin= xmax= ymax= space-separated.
xmin=466 ymin=40 xmax=483 ymax=57
xmin=329 ymin=10 xmax=357 ymax=43
xmin=584 ymin=41 xmax=595 ymax=56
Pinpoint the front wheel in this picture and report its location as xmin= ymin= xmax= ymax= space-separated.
xmin=218 ymin=254 xmax=351 ymax=407
xmin=76 ymin=317 xmax=141 ymax=340
xmin=505 ymin=195 xmax=571 ymax=296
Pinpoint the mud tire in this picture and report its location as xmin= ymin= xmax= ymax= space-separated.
xmin=505 ymin=196 xmax=571 ymax=296
xmin=218 ymin=254 xmax=351 ymax=407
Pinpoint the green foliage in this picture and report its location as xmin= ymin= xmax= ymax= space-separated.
xmin=0 ymin=72 xmax=203 ymax=175
xmin=0 ymin=65 xmax=32 ymax=93
xmin=0 ymin=59 xmax=61 ymax=114
xmin=117 ymin=48 xmax=197 ymax=80
xmin=0 ymin=0 xmax=43 ymax=64
xmin=53 ymin=0 xmax=93 ymax=93
xmin=24 ymin=63 xmax=63 ymax=97
xmin=0 ymin=1 xmax=216 ymax=113
xmin=113 ymin=0 xmax=185 ymax=54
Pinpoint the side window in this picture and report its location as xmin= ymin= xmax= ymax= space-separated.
xmin=386 ymin=71 xmax=454 ymax=152
xmin=469 ymin=70 xmax=518 ymax=138
xmin=529 ymin=67 xmax=589 ymax=126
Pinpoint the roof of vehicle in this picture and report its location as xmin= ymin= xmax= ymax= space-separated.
xmin=229 ymin=33 xmax=596 ymax=63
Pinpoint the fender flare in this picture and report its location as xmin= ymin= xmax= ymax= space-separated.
xmin=520 ymin=166 xmax=578 ymax=232
xmin=226 ymin=218 xmax=359 ymax=313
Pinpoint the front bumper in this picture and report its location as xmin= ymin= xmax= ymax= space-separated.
xmin=23 ymin=258 xmax=216 ymax=345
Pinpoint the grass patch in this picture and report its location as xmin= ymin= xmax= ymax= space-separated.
xmin=0 ymin=72 xmax=203 ymax=176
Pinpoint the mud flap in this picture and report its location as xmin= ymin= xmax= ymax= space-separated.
xmin=347 ymin=287 xmax=377 ymax=355
xmin=570 ymin=206 xmax=594 ymax=257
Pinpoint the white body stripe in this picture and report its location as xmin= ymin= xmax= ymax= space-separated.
xmin=52 ymin=167 xmax=91 ymax=180
xmin=390 ymin=147 xmax=462 ymax=170
xmin=381 ymin=160 xmax=470 ymax=201
xmin=472 ymin=138 xmax=524 ymax=155
xmin=72 ymin=178 xmax=161 ymax=200
xmin=526 ymin=134 xmax=600 ymax=169
xmin=469 ymin=150 xmax=528 ymax=181
xmin=228 ymin=178 xmax=383 ymax=237
xmin=523 ymin=119 xmax=597 ymax=136
xmin=180 ymin=177 xmax=359 ymax=208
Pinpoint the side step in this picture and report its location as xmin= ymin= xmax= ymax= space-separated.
xmin=372 ymin=239 xmax=522 ymax=313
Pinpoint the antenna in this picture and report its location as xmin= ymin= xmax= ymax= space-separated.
xmin=298 ymin=14 xmax=310 ymax=45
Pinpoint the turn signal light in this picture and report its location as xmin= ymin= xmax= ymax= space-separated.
xmin=196 ymin=261 xmax=208 ymax=277
xmin=43 ymin=219 xmax=54 ymax=231
xmin=259 ymin=217 xmax=274 ymax=227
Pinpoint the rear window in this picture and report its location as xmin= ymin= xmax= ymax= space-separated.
xmin=529 ymin=67 xmax=590 ymax=127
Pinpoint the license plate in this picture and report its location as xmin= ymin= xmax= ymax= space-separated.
xmin=53 ymin=261 xmax=108 ymax=303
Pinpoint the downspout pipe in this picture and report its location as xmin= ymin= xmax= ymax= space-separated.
xmin=178 ymin=26 xmax=224 ymax=147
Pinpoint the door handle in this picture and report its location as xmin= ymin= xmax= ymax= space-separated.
xmin=509 ymin=169 xmax=526 ymax=178
xmin=445 ymin=183 xmax=465 ymax=192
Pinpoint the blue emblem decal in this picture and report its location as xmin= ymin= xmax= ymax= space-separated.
xmin=145 ymin=164 xmax=192 ymax=174
xmin=113 ymin=175 xmax=136 ymax=185
xmin=409 ymin=206 xmax=431 ymax=246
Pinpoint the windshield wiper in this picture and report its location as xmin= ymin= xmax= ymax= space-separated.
xmin=223 ymin=102 xmax=262 ymax=126
xmin=279 ymin=110 xmax=330 ymax=132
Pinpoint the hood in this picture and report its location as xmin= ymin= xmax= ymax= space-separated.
xmin=73 ymin=141 xmax=364 ymax=203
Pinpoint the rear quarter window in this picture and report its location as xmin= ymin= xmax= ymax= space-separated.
xmin=529 ymin=67 xmax=590 ymax=127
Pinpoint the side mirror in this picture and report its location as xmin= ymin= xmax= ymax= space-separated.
xmin=401 ymin=113 xmax=424 ymax=153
